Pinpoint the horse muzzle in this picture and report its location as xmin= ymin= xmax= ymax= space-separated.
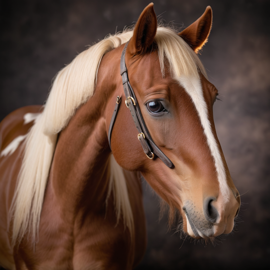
xmin=183 ymin=194 xmax=239 ymax=239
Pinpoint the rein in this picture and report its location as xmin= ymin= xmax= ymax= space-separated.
xmin=108 ymin=43 xmax=174 ymax=169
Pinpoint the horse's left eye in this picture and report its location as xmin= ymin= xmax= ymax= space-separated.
xmin=146 ymin=100 xmax=167 ymax=114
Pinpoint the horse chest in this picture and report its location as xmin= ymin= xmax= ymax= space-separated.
xmin=14 ymin=175 xmax=145 ymax=269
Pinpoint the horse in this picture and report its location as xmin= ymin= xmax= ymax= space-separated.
xmin=0 ymin=3 xmax=240 ymax=269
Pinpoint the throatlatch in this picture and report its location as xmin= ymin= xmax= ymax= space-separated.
xmin=108 ymin=42 xmax=174 ymax=169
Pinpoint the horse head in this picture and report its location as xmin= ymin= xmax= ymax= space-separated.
xmin=106 ymin=3 xmax=240 ymax=239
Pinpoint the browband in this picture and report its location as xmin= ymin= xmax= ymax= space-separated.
xmin=108 ymin=42 xmax=174 ymax=169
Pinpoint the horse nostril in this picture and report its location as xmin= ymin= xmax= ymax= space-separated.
xmin=204 ymin=197 xmax=219 ymax=224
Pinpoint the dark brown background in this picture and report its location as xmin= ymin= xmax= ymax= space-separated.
xmin=1 ymin=0 xmax=270 ymax=269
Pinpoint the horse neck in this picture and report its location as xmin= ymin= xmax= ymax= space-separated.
xmin=48 ymin=104 xmax=107 ymax=214
xmin=48 ymin=49 xmax=120 ymax=214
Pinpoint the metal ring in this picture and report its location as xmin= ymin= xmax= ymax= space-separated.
xmin=137 ymin=132 xmax=145 ymax=140
xmin=116 ymin=96 xmax=121 ymax=104
xmin=146 ymin=152 xmax=155 ymax=160
xmin=125 ymin=96 xmax=136 ymax=106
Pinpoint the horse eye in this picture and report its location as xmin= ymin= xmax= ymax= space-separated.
xmin=146 ymin=100 xmax=166 ymax=114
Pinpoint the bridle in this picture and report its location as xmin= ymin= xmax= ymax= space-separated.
xmin=108 ymin=42 xmax=174 ymax=169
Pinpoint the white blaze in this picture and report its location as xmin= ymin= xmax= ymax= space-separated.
xmin=178 ymin=76 xmax=230 ymax=201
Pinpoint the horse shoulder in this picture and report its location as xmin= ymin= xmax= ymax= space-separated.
xmin=71 ymin=170 xmax=146 ymax=269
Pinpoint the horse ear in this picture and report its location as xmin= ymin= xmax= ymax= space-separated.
xmin=179 ymin=6 xmax=213 ymax=54
xmin=127 ymin=3 xmax=157 ymax=55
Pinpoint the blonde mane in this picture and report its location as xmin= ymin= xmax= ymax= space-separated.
xmin=10 ymin=27 xmax=206 ymax=245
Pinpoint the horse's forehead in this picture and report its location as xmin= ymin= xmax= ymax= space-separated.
xmin=128 ymin=52 xmax=172 ymax=90
xmin=128 ymin=52 xmax=217 ymax=110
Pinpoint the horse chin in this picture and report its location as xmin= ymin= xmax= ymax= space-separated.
xmin=184 ymin=221 xmax=215 ymax=241
xmin=185 ymin=221 xmax=213 ymax=240
xmin=183 ymin=213 xmax=235 ymax=241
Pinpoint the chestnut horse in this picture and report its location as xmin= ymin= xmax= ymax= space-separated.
xmin=0 ymin=3 xmax=240 ymax=269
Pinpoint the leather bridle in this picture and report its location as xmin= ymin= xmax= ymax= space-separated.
xmin=108 ymin=42 xmax=174 ymax=169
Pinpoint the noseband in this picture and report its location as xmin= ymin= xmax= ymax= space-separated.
xmin=108 ymin=43 xmax=174 ymax=169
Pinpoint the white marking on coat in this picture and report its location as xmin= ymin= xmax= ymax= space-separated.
xmin=185 ymin=214 xmax=195 ymax=237
xmin=24 ymin=113 xmax=40 ymax=125
xmin=1 ymin=135 xmax=27 ymax=157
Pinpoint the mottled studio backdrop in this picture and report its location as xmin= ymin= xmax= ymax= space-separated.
xmin=1 ymin=0 xmax=270 ymax=269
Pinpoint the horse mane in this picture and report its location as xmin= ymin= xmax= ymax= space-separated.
xmin=10 ymin=27 xmax=207 ymax=245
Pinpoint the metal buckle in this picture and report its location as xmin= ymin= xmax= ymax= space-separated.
xmin=125 ymin=96 xmax=136 ymax=107
xmin=116 ymin=96 xmax=121 ymax=104
xmin=146 ymin=152 xmax=155 ymax=160
xmin=137 ymin=133 xmax=155 ymax=160
xmin=137 ymin=132 xmax=145 ymax=140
